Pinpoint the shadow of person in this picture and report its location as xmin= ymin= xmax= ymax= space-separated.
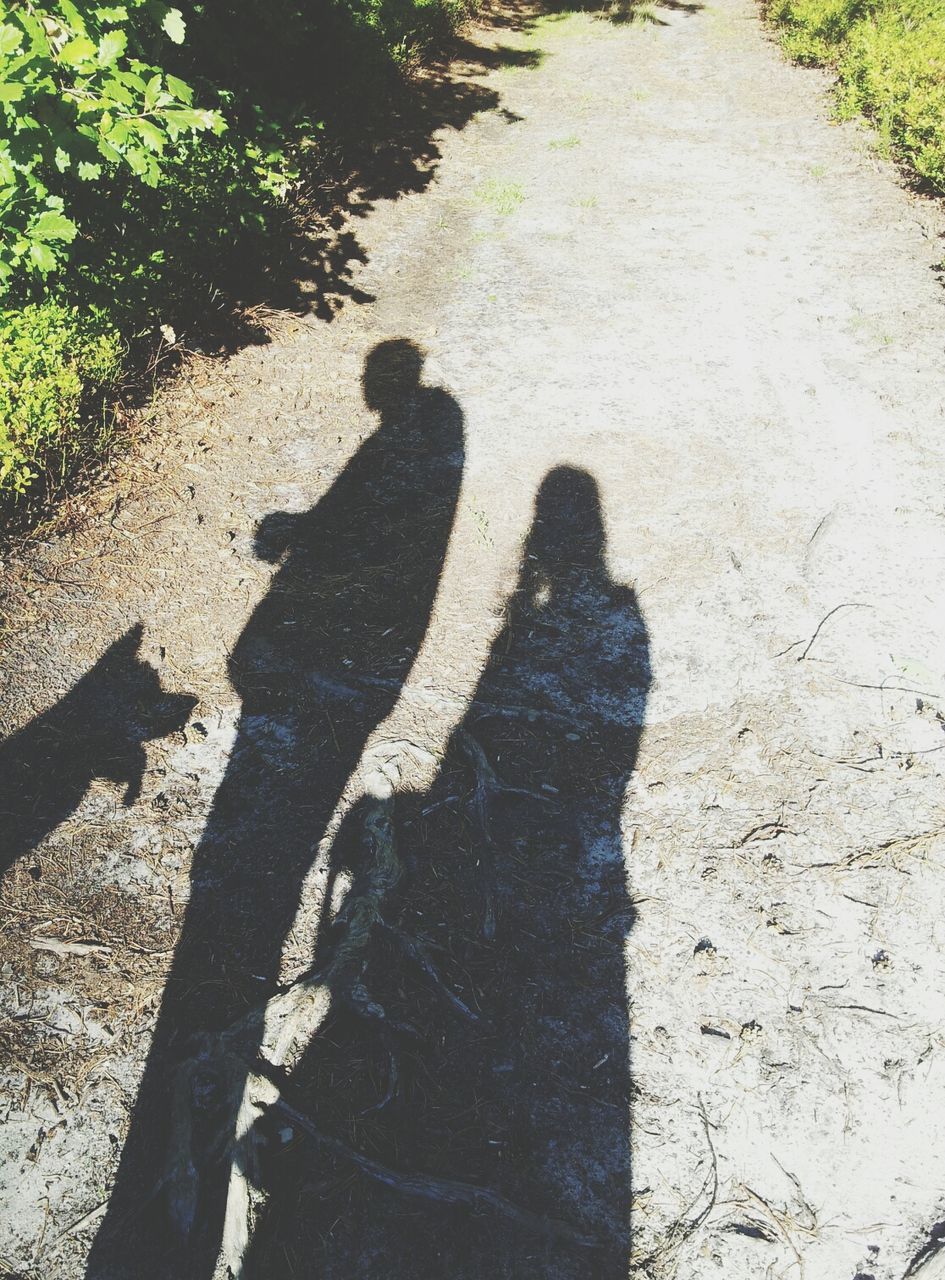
xmin=0 ymin=624 xmax=196 ymax=881
xmin=240 ymin=466 xmax=650 ymax=1280
xmin=85 ymin=340 xmax=465 ymax=1279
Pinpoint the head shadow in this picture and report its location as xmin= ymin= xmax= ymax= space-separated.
xmin=233 ymin=338 xmax=463 ymax=708
xmin=254 ymin=339 xmax=433 ymax=563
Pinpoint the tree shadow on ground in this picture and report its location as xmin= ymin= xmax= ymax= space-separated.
xmin=271 ymin=0 xmax=704 ymax=325
xmin=235 ymin=466 xmax=651 ymax=1278
xmin=82 ymin=339 xmax=466 ymax=1279
xmin=243 ymin=0 xmax=701 ymax=330
xmin=606 ymin=0 xmax=703 ymax=27
xmin=78 ymin=0 xmax=701 ymax=355
xmin=56 ymin=3 xmax=534 ymax=360
xmin=607 ymin=0 xmax=702 ymax=24
xmin=518 ymin=0 xmax=703 ymax=28
xmin=269 ymin=65 xmax=517 ymax=327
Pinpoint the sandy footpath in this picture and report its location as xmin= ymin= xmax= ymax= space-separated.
xmin=2 ymin=0 xmax=945 ymax=1276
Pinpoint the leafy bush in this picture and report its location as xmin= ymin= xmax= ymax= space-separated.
xmin=0 ymin=0 xmax=469 ymax=305
xmin=0 ymin=302 xmax=122 ymax=497
xmin=0 ymin=2 xmax=223 ymax=288
xmin=0 ymin=0 xmax=472 ymax=509
xmin=768 ymin=0 xmax=945 ymax=190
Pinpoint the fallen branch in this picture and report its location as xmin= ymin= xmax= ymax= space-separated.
xmin=29 ymin=937 xmax=112 ymax=956
xmin=773 ymin=601 xmax=871 ymax=662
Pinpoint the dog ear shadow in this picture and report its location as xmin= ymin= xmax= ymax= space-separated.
xmin=254 ymin=511 xmax=303 ymax=563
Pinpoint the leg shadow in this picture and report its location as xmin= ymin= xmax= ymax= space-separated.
xmin=242 ymin=465 xmax=650 ymax=1278
xmin=85 ymin=340 xmax=465 ymax=1278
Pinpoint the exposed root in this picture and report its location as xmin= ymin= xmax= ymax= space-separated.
xmin=457 ymin=728 xmax=554 ymax=827
xmin=165 ymin=1053 xmax=201 ymax=1242
xmin=266 ymin=1080 xmax=601 ymax=1250
xmin=457 ymin=728 xmax=554 ymax=938
xmin=151 ymin=762 xmax=556 ymax=1269
xmin=221 ymin=792 xmax=403 ymax=1061
xmin=380 ymin=919 xmax=482 ymax=1023
xmin=154 ymin=790 xmax=422 ymax=1270
xmin=359 ymin=1048 xmax=400 ymax=1115
xmin=160 ymin=1031 xmax=601 ymax=1276
xmin=260 ymin=976 xmax=331 ymax=1071
xmin=338 ymin=976 xmax=419 ymax=1038
xmin=329 ymin=794 xmax=402 ymax=974
xmin=221 ymin=1052 xmax=268 ymax=1275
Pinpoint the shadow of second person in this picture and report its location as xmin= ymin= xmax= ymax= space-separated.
xmin=84 ymin=339 xmax=465 ymax=1279
xmin=242 ymin=466 xmax=651 ymax=1279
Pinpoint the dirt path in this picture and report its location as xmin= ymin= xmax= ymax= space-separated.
xmin=3 ymin=1 xmax=945 ymax=1277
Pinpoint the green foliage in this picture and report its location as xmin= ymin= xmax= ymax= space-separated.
xmin=62 ymin=130 xmax=288 ymax=329
xmin=0 ymin=2 xmax=224 ymax=287
xmin=0 ymin=302 xmax=122 ymax=496
xmin=0 ymin=0 xmax=473 ymax=506
xmin=769 ymin=0 xmax=945 ymax=190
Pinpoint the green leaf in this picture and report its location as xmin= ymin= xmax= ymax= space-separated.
xmin=165 ymin=73 xmax=193 ymax=104
xmin=114 ymin=68 xmax=147 ymax=93
xmin=125 ymin=146 xmax=148 ymax=175
xmin=0 ymin=23 xmax=22 ymax=55
xmin=161 ymin=8 xmax=186 ymax=43
xmin=94 ymin=6 xmax=129 ymax=19
xmin=97 ymin=138 xmax=122 ymax=163
xmin=107 ymin=118 xmax=132 ymax=145
xmin=59 ymin=35 xmax=97 ymax=65
xmin=0 ymin=83 xmax=26 ymax=103
xmin=16 ymin=13 xmax=46 ymax=46
xmin=77 ymin=159 xmax=102 ymax=180
xmin=32 ymin=210 xmax=78 ymax=241
xmin=161 ymin=106 xmax=205 ymax=130
xmin=105 ymin=80 xmax=134 ymax=107
xmin=97 ymin=29 xmax=127 ymax=66
xmin=29 ymin=241 xmax=57 ymax=272
xmin=160 ymin=105 xmax=225 ymax=136
xmin=58 ymin=1 xmax=89 ymax=37
xmin=144 ymin=72 xmax=162 ymax=111
xmin=134 ymin=118 xmax=165 ymax=152
xmin=54 ymin=146 xmax=71 ymax=171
